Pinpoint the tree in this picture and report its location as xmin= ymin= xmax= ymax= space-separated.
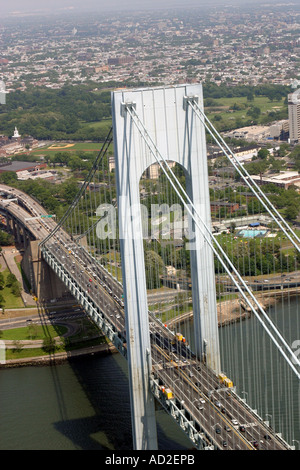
xmin=257 ymin=148 xmax=269 ymax=160
xmin=11 ymin=282 xmax=21 ymax=297
xmin=269 ymin=157 xmax=286 ymax=173
xmin=42 ymin=337 xmax=56 ymax=353
xmin=285 ymin=204 xmax=299 ymax=220
xmin=13 ymin=340 xmax=23 ymax=353
xmin=247 ymin=106 xmax=261 ymax=119
xmin=60 ymin=180 xmax=79 ymax=204
xmin=245 ymin=160 xmax=269 ymax=175
xmin=144 ymin=250 xmax=165 ymax=289
xmin=295 ymin=248 xmax=300 ymax=269
xmin=277 ymin=143 xmax=289 ymax=157
xmin=0 ymin=273 xmax=5 ymax=290
xmin=6 ymin=273 xmax=17 ymax=287
xmin=0 ymin=172 xmax=18 ymax=185
xmin=0 ymin=230 xmax=14 ymax=246
xmin=27 ymin=324 xmax=38 ymax=339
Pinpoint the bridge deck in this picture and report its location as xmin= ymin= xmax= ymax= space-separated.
xmin=0 ymin=183 xmax=291 ymax=451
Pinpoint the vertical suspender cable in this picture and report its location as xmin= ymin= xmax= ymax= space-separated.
xmin=123 ymin=103 xmax=300 ymax=380
xmin=187 ymin=98 xmax=300 ymax=251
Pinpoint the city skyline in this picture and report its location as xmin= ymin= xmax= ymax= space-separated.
xmin=2 ymin=0 xmax=298 ymax=16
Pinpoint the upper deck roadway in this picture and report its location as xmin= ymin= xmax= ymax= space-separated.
xmin=0 ymin=183 xmax=291 ymax=451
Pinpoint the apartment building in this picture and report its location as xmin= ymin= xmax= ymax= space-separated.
xmin=288 ymin=88 xmax=300 ymax=143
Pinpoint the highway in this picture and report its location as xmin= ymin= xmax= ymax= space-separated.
xmin=221 ymin=273 xmax=300 ymax=293
xmin=0 ymin=307 xmax=86 ymax=331
xmin=0 ymin=184 xmax=291 ymax=450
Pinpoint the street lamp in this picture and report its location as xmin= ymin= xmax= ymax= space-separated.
xmin=292 ymin=439 xmax=299 ymax=450
xmin=265 ymin=413 xmax=273 ymax=429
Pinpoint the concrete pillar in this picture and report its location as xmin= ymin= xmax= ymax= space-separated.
xmin=15 ymin=222 xmax=22 ymax=245
xmin=22 ymin=240 xmax=71 ymax=301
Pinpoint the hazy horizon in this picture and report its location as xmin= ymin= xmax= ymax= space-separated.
xmin=1 ymin=0 xmax=298 ymax=16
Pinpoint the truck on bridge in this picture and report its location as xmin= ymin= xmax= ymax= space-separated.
xmin=219 ymin=372 xmax=234 ymax=388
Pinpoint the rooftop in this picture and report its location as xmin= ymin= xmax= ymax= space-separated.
xmin=0 ymin=161 xmax=46 ymax=172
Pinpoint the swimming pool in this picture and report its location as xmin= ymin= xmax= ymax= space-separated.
xmin=238 ymin=229 xmax=267 ymax=238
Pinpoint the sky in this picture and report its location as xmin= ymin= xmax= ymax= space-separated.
xmin=1 ymin=0 xmax=287 ymax=16
xmin=2 ymin=0 xmax=193 ymax=14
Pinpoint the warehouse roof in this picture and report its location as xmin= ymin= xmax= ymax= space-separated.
xmin=0 ymin=161 xmax=46 ymax=172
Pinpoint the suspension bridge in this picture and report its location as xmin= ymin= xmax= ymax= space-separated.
xmin=1 ymin=84 xmax=299 ymax=450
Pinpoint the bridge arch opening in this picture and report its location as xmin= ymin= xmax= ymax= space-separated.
xmin=139 ymin=161 xmax=194 ymax=344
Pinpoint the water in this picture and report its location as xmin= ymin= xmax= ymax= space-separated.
xmin=0 ymin=353 xmax=191 ymax=450
xmin=238 ymin=229 xmax=267 ymax=238
xmin=189 ymin=297 xmax=300 ymax=446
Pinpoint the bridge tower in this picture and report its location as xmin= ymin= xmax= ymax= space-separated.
xmin=111 ymin=84 xmax=221 ymax=450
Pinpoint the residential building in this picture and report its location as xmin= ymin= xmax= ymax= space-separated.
xmin=249 ymin=171 xmax=300 ymax=189
xmin=0 ymin=81 xmax=6 ymax=105
xmin=0 ymin=161 xmax=47 ymax=174
xmin=288 ymin=89 xmax=300 ymax=143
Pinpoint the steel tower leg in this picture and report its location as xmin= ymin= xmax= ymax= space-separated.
xmin=112 ymin=94 xmax=158 ymax=451
xmin=183 ymin=96 xmax=221 ymax=373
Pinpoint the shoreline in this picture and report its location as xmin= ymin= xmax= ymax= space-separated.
xmin=0 ymin=342 xmax=118 ymax=369
xmin=1 ymin=287 xmax=298 ymax=369
xmin=166 ymin=288 xmax=300 ymax=329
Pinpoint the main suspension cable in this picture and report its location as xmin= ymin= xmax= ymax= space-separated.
xmin=187 ymin=97 xmax=300 ymax=251
xmin=40 ymin=126 xmax=113 ymax=247
xmin=124 ymin=102 xmax=300 ymax=379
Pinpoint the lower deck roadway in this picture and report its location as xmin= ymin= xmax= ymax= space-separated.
xmin=0 ymin=184 xmax=291 ymax=451
xmin=151 ymin=342 xmax=288 ymax=450
xmin=156 ymin=365 xmax=250 ymax=450
xmin=45 ymin=240 xmax=290 ymax=451
xmin=151 ymin=345 xmax=250 ymax=450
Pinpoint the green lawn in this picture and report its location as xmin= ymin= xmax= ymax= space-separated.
xmin=1 ymin=268 xmax=24 ymax=309
xmin=205 ymin=95 xmax=286 ymax=128
xmin=0 ymin=324 xmax=68 ymax=341
xmin=80 ymin=118 xmax=112 ymax=130
xmin=30 ymin=141 xmax=102 ymax=155
xmin=5 ymin=336 xmax=108 ymax=360
xmin=207 ymin=95 xmax=284 ymax=112
xmin=1 ymin=315 xmax=108 ymax=360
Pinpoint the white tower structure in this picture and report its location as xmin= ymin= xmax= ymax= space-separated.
xmin=12 ymin=127 xmax=20 ymax=139
xmin=288 ymin=88 xmax=300 ymax=143
xmin=111 ymin=83 xmax=220 ymax=450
